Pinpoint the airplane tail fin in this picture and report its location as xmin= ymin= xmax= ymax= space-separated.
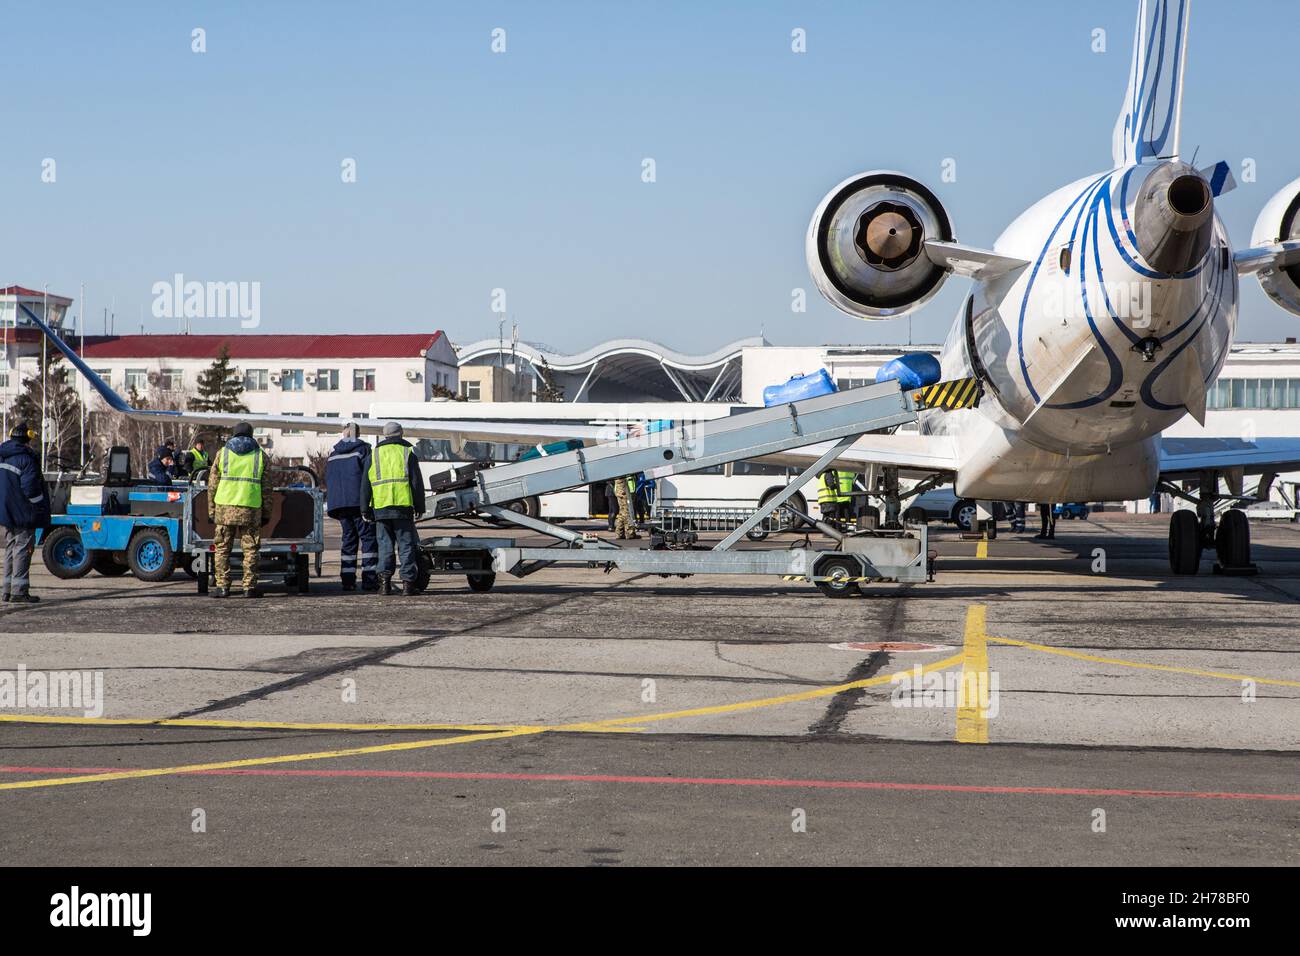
xmin=1111 ymin=0 xmax=1191 ymax=167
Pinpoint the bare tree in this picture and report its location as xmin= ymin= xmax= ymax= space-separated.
xmin=536 ymin=355 xmax=565 ymax=402
xmin=87 ymin=384 xmax=198 ymax=478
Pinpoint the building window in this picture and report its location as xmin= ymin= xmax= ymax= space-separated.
xmin=1208 ymin=378 xmax=1300 ymax=410
xmin=125 ymin=368 xmax=148 ymax=393
xmin=158 ymin=368 xmax=183 ymax=391
xmin=316 ymin=369 xmax=339 ymax=391
xmin=835 ymin=377 xmax=872 ymax=390
xmin=244 ymin=368 xmax=269 ymax=391
xmin=282 ymin=412 xmax=304 ymax=435
xmin=461 ymin=380 xmax=481 ymax=402
xmin=281 ymin=369 xmax=304 ymax=392
xmin=353 ymin=368 xmax=376 ymax=392
xmin=91 ymin=368 xmax=111 ymax=386
xmin=354 ymin=412 xmax=370 ymax=419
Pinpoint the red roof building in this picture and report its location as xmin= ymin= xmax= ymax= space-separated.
xmin=80 ymin=332 xmax=445 ymax=361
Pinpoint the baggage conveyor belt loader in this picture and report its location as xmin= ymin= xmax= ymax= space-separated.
xmin=420 ymin=377 xmax=976 ymax=598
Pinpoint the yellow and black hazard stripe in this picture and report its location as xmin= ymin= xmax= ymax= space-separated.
xmin=912 ymin=376 xmax=981 ymax=411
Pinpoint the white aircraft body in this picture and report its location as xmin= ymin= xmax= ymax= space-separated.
xmin=26 ymin=0 xmax=1300 ymax=574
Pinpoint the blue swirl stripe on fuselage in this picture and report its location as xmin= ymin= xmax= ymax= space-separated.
xmin=1016 ymin=173 xmax=1110 ymax=403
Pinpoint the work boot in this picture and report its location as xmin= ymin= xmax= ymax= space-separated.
xmin=211 ymin=586 xmax=229 ymax=598
xmin=9 ymin=594 xmax=39 ymax=604
xmin=341 ymin=580 xmax=357 ymax=592
xmin=1 ymin=594 xmax=9 ymax=603
xmin=242 ymin=587 xmax=263 ymax=599
xmin=381 ymin=578 xmax=395 ymax=596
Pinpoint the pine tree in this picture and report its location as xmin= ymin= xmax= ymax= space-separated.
xmin=8 ymin=347 xmax=86 ymax=466
xmin=188 ymin=344 xmax=248 ymax=414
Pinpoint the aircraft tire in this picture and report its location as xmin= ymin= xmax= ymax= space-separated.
xmin=1215 ymin=508 xmax=1250 ymax=568
xmin=1169 ymin=510 xmax=1201 ymax=575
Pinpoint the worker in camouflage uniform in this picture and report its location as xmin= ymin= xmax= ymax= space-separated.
xmin=612 ymin=474 xmax=638 ymax=540
xmin=208 ymin=422 xmax=273 ymax=598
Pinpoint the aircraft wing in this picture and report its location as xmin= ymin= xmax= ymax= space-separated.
xmin=22 ymin=302 xmax=621 ymax=446
xmin=31 ymin=302 xmax=960 ymax=474
xmin=1158 ymin=436 xmax=1300 ymax=480
xmin=755 ymin=433 xmax=958 ymax=478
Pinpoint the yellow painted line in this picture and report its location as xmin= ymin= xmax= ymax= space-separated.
xmin=1 ymin=630 xmax=980 ymax=793
xmin=987 ymin=636 xmax=1300 ymax=688
xmin=975 ymin=539 xmax=988 ymax=559
xmin=0 ymin=727 xmax=543 ymax=792
xmin=1 ymin=653 xmax=969 ymax=792
xmin=0 ymin=714 xmax=543 ymax=733
xmin=956 ymin=605 xmax=990 ymax=743
xmin=566 ymin=652 xmax=966 ymax=729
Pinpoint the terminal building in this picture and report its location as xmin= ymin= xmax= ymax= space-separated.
xmin=1 ymin=287 xmax=459 ymax=463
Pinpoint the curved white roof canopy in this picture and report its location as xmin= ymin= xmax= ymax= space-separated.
xmin=457 ymin=336 xmax=765 ymax=402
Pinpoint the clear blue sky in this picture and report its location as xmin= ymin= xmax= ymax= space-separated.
xmin=3 ymin=0 xmax=1296 ymax=351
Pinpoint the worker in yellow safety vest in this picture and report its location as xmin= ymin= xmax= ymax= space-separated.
xmin=183 ymin=437 xmax=210 ymax=476
xmin=817 ymin=469 xmax=855 ymax=524
xmin=362 ymin=421 xmax=427 ymax=595
xmin=208 ymin=423 xmax=273 ymax=598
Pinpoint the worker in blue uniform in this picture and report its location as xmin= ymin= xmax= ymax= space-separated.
xmin=147 ymin=446 xmax=175 ymax=485
xmin=326 ymin=423 xmax=378 ymax=591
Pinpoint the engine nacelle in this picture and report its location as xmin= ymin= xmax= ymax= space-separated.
xmin=1250 ymin=175 xmax=1300 ymax=317
xmin=806 ymin=171 xmax=954 ymax=320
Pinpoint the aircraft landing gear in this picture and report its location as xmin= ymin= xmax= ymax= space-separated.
xmin=1163 ymin=471 xmax=1257 ymax=576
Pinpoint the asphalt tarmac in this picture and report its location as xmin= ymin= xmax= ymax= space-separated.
xmin=1 ymin=513 xmax=1296 ymax=865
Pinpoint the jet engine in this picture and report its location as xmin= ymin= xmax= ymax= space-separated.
xmin=806 ymin=171 xmax=954 ymax=319
xmin=1250 ymin=175 xmax=1300 ymax=317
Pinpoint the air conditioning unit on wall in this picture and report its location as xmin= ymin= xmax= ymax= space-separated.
xmin=256 ymin=435 xmax=273 ymax=448
xmin=405 ymin=369 xmax=421 ymax=382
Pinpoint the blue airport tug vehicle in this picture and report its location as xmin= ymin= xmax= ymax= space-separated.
xmin=37 ymin=446 xmax=195 ymax=582
xmin=1054 ymin=502 xmax=1091 ymax=520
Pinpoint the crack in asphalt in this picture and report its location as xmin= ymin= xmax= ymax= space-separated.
xmin=806 ymin=586 xmax=911 ymax=736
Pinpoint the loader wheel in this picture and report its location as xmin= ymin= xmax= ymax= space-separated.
xmin=42 ymin=527 xmax=93 ymax=579
xmin=127 ymin=528 xmax=176 ymax=582
xmin=814 ymin=557 xmax=861 ymax=599
xmin=467 ymin=573 xmax=496 ymax=593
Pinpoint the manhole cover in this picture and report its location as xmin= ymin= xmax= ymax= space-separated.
xmin=829 ymin=641 xmax=951 ymax=653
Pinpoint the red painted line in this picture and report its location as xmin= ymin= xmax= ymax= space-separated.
xmin=1 ymin=765 xmax=1296 ymax=802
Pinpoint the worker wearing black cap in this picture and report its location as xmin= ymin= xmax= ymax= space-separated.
xmin=208 ymin=422 xmax=273 ymax=597
xmin=0 ymin=422 xmax=50 ymax=604
xmin=147 ymin=446 xmax=175 ymax=485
